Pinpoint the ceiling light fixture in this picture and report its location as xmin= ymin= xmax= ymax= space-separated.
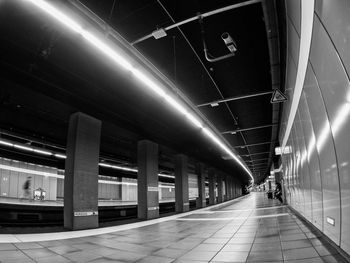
xmin=13 ymin=144 xmax=33 ymax=152
xmin=20 ymin=0 xmax=253 ymax=183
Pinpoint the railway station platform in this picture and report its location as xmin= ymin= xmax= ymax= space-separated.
xmin=0 ymin=192 xmax=348 ymax=263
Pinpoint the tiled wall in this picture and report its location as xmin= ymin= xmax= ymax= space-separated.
xmin=281 ymin=0 xmax=350 ymax=254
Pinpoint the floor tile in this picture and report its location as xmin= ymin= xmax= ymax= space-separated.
xmin=247 ymin=250 xmax=283 ymax=262
xmin=281 ymin=239 xmax=312 ymax=250
xmin=14 ymin=242 xmax=43 ymax=249
xmin=179 ymin=250 xmax=217 ymax=261
xmin=105 ymin=250 xmax=149 ymax=262
xmin=48 ymin=245 xmax=81 ymax=255
xmin=313 ymin=245 xmax=338 ymax=256
xmin=87 ymin=257 xmax=124 ymax=263
xmin=251 ymin=241 xmax=281 ymax=251
xmin=0 ymin=250 xmax=33 ymax=261
xmin=38 ymin=240 xmax=64 ymax=247
xmin=192 ymin=243 xmax=224 ymax=251
xmin=211 ymin=251 xmax=249 ymax=262
xmin=0 ymin=243 xmax=17 ymax=250
xmin=135 ymin=255 xmax=174 ymax=263
xmin=35 ymin=254 xmax=73 ymax=263
xmin=153 ymin=247 xmax=186 ymax=258
xmin=283 ymin=247 xmax=319 ymax=261
xmin=203 ymin=238 xmax=229 ymax=244
xmin=222 ymin=243 xmax=252 ymax=252
xmin=63 ymin=250 xmax=102 ymax=263
xmin=22 ymin=248 xmax=57 ymax=259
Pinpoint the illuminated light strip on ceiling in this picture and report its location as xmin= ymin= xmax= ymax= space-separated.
xmin=0 ymin=138 xmax=53 ymax=156
xmin=0 ymin=138 xmax=175 ymax=178
xmin=98 ymin=162 xmax=137 ymax=173
xmin=54 ymin=154 xmax=66 ymax=159
xmin=19 ymin=0 xmax=253 ymax=183
xmin=0 ymin=140 xmax=13 ymax=147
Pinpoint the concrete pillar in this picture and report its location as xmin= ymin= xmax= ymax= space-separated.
xmin=217 ymin=174 xmax=223 ymax=203
xmin=208 ymin=168 xmax=216 ymax=205
xmin=64 ymin=112 xmax=101 ymax=230
xmin=137 ymin=140 xmax=159 ymax=220
xmin=195 ymin=163 xmax=206 ymax=208
xmin=232 ymin=179 xmax=236 ymax=198
xmin=225 ymin=176 xmax=229 ymax=201
xmin=175 ymin=154 xmax=189 ymax=212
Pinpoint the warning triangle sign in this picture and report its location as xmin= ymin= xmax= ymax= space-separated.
xmin=270 ymin=89 xmax=287 ymax=103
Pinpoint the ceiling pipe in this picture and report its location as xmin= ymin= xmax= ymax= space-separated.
xmin=197 ymin=91 xmax=273 ymax=107
xmin=222 ymin=123 xmax=278 ymax=134
xmin=131 ymin=0 xmax=261 ymax=45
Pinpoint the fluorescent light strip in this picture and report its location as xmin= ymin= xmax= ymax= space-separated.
xmin=158 ymin=174 xmax=175 ymax=179
xmin=98 ymin=163 xmax=138 ymax=173
xmin=1 ymin=138 xmax=55 ymax=157
xmin=33 ymin=149 xmax=52 ymax=156
xmin=0 ymin=140 xmax=13 ymax=147
xmin=0 ymin=164 xmax=63 ymax=179
xmin=14 ymin=144 xmax=33 ymax=151
xmin=21 ymin=0 xmax=253 ymax=183
xmin=54 ymin=154 xmax=66 ymax=159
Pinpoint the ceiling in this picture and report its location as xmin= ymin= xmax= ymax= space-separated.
xmin=0 ymin=0 xmax=284 ymax=184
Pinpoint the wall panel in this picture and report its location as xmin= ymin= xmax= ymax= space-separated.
xmin=309 ymin=10 xmax=350 ymax=253
xmin=303 ymin=64 xmax=340 ymax=245
xmin=296 ymin=109 xmax=312 ymax=220
xmin=299 ymin=92 xmax=323 ymax=230
xmin=286 ymin=0 xmax=301 ymax=35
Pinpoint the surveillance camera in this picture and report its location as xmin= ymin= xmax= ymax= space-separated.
xmin=221 ymin=32 xmax=237 ymax=53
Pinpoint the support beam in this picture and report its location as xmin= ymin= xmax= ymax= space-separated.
xmin=131 ymin=0 xmax=261 ymax=45
xmin=175 ymin=154 xmax=189 ymax=212
xmin=137 ymin=140 xmax=159 ymax=220
xmin=197 ymin=91 xmax=273 ymax=108
xmin=234 ymin=141 xmax=275 ymax=148
xmin=222 ymin=123 xmax=277 ymax=134
xmin=251 ymin=158 xmax=269 ymax=162
xmin=241 ymin=152 xmax=270 ymax=156
xmin=196 ymin=163 xmax=206 ymax=208
xmin=217 ymin=174 xmax=223 ymax=203
xmin=208 ymin=168 xmax=216 ymax=205
xmin=64 ymin=112 xmax=101 ymax=230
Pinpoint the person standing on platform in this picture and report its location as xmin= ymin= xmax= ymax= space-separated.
xmin=274 ymin=182 xmax=283 ymax=204
xmin=23 ymin=176 xmax=32 ymax=201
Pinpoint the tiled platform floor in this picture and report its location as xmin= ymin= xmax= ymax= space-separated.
xmin=0 ymin=192 xmax=348 ymax=263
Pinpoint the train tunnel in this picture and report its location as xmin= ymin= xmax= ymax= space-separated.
xmin=0 ymin=0 xmax=350 ymax=262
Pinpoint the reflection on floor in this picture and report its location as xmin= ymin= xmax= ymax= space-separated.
xmin=0 ymin=192 xmax=348 ymax=262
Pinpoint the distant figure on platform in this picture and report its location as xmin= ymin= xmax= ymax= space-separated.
xmin=23 ymin=176 xmax=32 ymax=200
xmin=274 ymin=182 xmax=283 ymax=204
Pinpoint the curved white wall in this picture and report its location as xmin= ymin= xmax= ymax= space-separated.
xmin=280 ymin=0 xmax=350 ymax=254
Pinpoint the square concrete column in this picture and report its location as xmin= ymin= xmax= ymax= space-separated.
xmin=225 ymin=176 xmax=229 ymax=201
xmin=137 ymin=140 xmax=159 ymax=220
xmin=229 ymin=177 xmax=233 ymax=200
xmin=195 ymin=163 xmax=206 ymax=208
xmin=175 ymin=154 xmax=189 ymax=212
xmin=217 ymin=174 xmax=223 ymax=203
xmin=208 ymin=168 xmax=216 ymax=205
xmin=64 ymin=112 xmax=101 ymax=230
xmin=233 ymin=179 xmax=237 ymax=198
